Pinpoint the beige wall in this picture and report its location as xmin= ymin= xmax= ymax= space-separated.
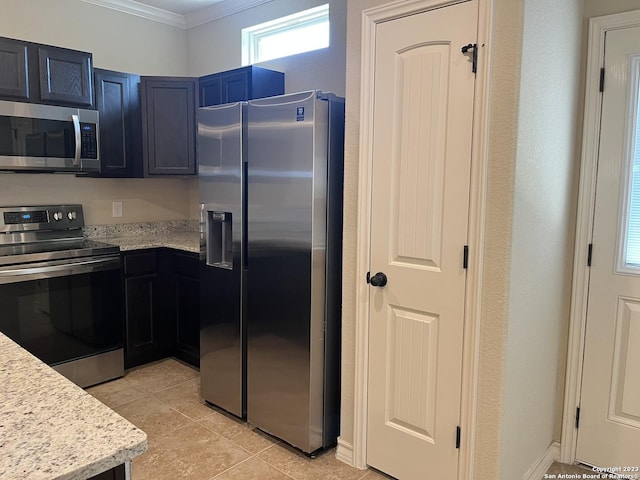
xmin=344 ymin=1 xmax=583 ymax=478
xmin=0 ymin=0 xmax=198 ymax=225
xmin=340 ymin=0 xmax=390 ymax=455
xmin=500 ymin=0 xmax=582 ymax=477
xmin=584 ymin=0 xmax=640 ymax=17
xmin=186 ymin=0 xmax=347 ymax=96
xmin=473 ymin=0 xmax=523 ymax=477
xmin=0 ymin=0 xmax=188 ymax=75
xmin=341 ymin=0 xmax=524 ymax=473
xmin=0 ymin=175 xmax=195 ymax=225
xmin=341 ymin=0 xmax=524 ymax=474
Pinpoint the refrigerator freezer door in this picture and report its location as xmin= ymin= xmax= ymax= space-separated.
xmin=198 ymin=102 xmax=246 ymax=418
xmin=247 ymin=91 xmax=329 ymax=452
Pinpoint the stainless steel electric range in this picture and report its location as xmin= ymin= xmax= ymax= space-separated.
xmin=0 ymin=204 xmax=123 ymax=387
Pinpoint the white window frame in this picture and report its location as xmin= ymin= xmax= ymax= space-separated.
xmin=241 ymin=4 xmax=330 ymax=66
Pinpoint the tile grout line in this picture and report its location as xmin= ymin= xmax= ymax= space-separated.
xmin=207 ymin=451 xmax=256 ymax=480
xmin=144 ymin=373 xmax=200 ymax=394
xmin=204 ymin=440 xmax=295 ymax=480
xmin=110 ymin=360 xmax=374 ymax=480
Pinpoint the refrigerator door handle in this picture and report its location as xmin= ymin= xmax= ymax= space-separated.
xmin=242 ymin=161 xmax=248 ymax=270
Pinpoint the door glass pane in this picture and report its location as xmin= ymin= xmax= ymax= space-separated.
xmin=625 ymin=68 xmax=640 ymax=268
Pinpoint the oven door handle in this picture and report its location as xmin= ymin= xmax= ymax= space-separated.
xmin=0 ymin=256 xmax=120 ymax=284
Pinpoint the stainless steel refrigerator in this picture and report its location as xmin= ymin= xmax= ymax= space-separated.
xmin=198 ymin=91 xmax=344 ymax=453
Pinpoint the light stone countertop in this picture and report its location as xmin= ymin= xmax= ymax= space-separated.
xmin=84 ymin=221 xmax=201 ymax=254
xmin=104 ymin=231 xmax=200 ymax=253
xmin=0 ymin=333 xmax=147 ymax=480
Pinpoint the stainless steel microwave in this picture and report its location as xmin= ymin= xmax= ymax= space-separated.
xmin=0 ymin=100 xmax=99 ymax=173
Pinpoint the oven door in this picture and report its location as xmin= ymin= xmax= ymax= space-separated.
xmin=0 ymin=255 xmax=123 ymax=382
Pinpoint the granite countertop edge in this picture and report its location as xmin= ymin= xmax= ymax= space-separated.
xmin=84 ymin=221 xmax=201 ymax=254
xmin=0 ymin=333 xmax=147 ymax=480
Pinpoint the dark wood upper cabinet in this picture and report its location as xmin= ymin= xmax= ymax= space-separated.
xmin=37 ymin=46 xmax=93 ymax=107
xmin=199 ymin=65 xmax=284 ymax=107
xmin=199 ymin=75 xmax=222 ymax=107
xmin=141 ymin=77 xmax=196 ymax=176
xmin=94 ymin=69 xmax=142 ymax=177
xmin=0 ymin=37 xmax=30 ymax=100
xmin=0 ymin=36 xmax=93 ymax=108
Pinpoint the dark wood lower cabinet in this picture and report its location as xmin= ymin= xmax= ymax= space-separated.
xmin=123 ymin=249 xmax=199 ymax=369
xmin=90 ymin=464 xmax=125 ymax=480
xmin=171 ymin=251 xmax=200 ymax=367
xmin=123 ymin=250 xmax=170 ymax=368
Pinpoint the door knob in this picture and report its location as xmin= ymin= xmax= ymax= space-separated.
xmin=369 ymin=272 xmax=387 ymax=287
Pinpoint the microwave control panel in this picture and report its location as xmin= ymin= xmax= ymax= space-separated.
xmin=80 ymin=123 xmax=98 ymax=159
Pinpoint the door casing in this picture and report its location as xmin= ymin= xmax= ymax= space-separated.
xmin=561 ymin=8 xmax=640 ymax=465
xmin=336 ymin=0 xmax=494 ymax=478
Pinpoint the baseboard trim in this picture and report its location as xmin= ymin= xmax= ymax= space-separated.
xmin=523 ymin=442 xmax=560 ymax=480
xmin=336 ymin=438 xmax=357 ymax=467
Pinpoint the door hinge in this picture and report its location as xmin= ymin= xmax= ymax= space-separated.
xmin=587 ymin=244 xmax=593 ymax=267
xmin=575 ymin=406 xmax=581 ymax=429
xmin=599 ymin=68 xmax=605 ymax=92
xmin=463 ymin=245 xmax=469 ymax=269
xmin=461 ymin=43 xmax=478 ymax=74
xmin=366 ymin=271 xmax=371 ymax=284
xmin=456 ymin=426 xmax=461 ymax=449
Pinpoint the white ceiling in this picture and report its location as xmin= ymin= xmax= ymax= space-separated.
xmin=81 ymin=0 xmax=273 ymax=29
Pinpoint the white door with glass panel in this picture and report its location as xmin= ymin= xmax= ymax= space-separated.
xmin=576 ymin=25 xmax=640 ymax=468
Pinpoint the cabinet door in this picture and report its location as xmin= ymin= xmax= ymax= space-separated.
xmin=221 ymin=70 xmax=250 ymax=103
xmin=171 ymin=251 xmax=200 ymax=367
xmin=123 ymin=251 xmax=169 ymax=368
xmin=174 ymin=274 xmax=200 ymax=367
xmin=199 ymin=75 xmax=222 ymax=107
xmin=0 ymin=38 xmax=29 ymax=100
xmin=38 ymin=46 xmax=93 ymax=107
xmin=199 ymin=66 xmax=285 ymax=107
xmin=141 ymin=77 xmax=196 ymax=175
xmin=94 ymin=69 xmax=142 ymax=177
xmin=124 ymin=274 xmax=158 ymax=368
xmin=89 ymin=464 xmax=125 ymax=480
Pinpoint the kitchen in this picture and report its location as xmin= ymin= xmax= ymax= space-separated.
xmin=0 ymin=0 xmax=348 ymax=478
xmin=2 ymin=0 xmax=637 ymax=479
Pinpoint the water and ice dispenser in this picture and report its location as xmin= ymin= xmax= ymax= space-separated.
xmin=205 ymin=211 xmax=233 ymax=269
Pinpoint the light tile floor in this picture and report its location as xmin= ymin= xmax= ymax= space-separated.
xmin=87 ymin=358 xmax=391 ymax=480
xmin=87 ymin=357 xmax=584 ymax=480
xmin=544 ymin=461 xmax=598 ymax=478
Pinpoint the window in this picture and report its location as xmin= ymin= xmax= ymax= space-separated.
xmin=241 ymin=4 xmax=329 ymax=65
xmin=621 ymin=56 xmax=640 ymax=269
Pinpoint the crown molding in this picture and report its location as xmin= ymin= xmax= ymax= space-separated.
xmin=185 ymin=0 xmax=273 ymax=28
xmin=80 ymin=0 xmax=275 ymax=29
xmin=80 ymin=0 xmax=186 ymax=28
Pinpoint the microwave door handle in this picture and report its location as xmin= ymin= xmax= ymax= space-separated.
xmin=72 ymin=114 xmax=81 ymax=166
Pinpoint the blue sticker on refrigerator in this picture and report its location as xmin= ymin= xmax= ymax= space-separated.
xmin=296 ymin=107 xmax=305 ymax=121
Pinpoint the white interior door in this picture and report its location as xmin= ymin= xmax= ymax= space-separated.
xmin=366 ymin=2 xmax=477 ymax=478
xmin=577 ymin=25 xmax=640 ymax=469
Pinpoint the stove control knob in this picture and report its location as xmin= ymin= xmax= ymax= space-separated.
xmin=53 ymin=212 xmax=62 ymax=221
xmin=67 ymin=211 xmax=77 ymax=221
